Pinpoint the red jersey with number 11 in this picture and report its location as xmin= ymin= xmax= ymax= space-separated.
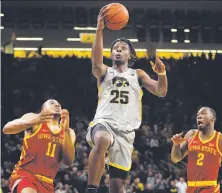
xmin=12 ymin=123 xmax=64 ymax=179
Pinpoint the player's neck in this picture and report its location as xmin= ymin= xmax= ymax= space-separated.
xmin=49 ymin=119 xmax=59 ymax=126
xmin=200 ymin=126 xmax=214 ymax=137
xmin=113 ymin=63 xmax=128 ymax=72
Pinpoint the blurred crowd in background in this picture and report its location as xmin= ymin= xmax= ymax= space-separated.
xmin=1 ymin=52 xmax=222 ymax=193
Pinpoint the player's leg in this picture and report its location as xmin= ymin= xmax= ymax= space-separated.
xmin=86 ymin=123 xmax=113 ymax=193
xmin=109 ymin=166 xmax=128 ymax=193
xmin=15 ymin=179 xmax=37 ymax=193
xmin=19 ymin=188 xmax=37 ymax=193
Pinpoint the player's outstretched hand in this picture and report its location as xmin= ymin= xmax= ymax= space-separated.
xmin=36 ymin=112 xmax=54 ymax=124
xmin=150 ymin=52 xmax=166 ymax=75
xmin=60 ymin=109 xmax=70 ymax=131
xmin=171 ymin=132 xmax=185 ymax=145
xmin=97 ymin=4 xmax=113 ymax=30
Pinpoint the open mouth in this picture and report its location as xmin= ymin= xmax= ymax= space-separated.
xmin=197 ymin=121 xmax=203 ymax=126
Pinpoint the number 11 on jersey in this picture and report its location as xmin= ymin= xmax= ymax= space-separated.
xmin=46 ymin=142 xmax=57 ymax=158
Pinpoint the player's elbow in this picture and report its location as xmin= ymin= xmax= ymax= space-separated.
xmin=171 ymin=158 xmax=180 ymax=163
xmin=171 ymin=155 xmax=181 ymax=163
xmin=156 ymin=90 xmax=167 ymax=97
xmin=2 ymin=124 xmax=11 ymax=134
xmin=158 ymin=92 xmax=167 ymax=97
xmin=155 ymin=87 xmax=167 ymax=97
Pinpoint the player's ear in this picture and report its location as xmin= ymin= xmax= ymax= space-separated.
xmin=111 ymin=52 xmax=114 ymax=60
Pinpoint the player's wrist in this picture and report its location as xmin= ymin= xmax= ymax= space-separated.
xmin=157 ymin=71 xmax=166 ymax=76
xmin=96 ymin=25 xmax=104 ymax=32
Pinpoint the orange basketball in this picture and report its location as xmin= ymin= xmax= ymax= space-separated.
xmin=105 ymin=3 xmax=129 ymax=30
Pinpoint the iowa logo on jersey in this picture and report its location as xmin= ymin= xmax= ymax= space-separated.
xmin=112 ymin=77 xmax=129 ymax=87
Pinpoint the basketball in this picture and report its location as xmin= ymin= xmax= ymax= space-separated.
xmin=105 ymin=3 xmax=129 ymax=30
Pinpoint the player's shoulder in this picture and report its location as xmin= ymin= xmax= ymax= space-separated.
xmin=185 ymin=129 xmax=198 ymax=139
xmin=218 ymin=131 xmax=222 ymax=140
xmin=136 ymin=69 xmax=144 ymax=74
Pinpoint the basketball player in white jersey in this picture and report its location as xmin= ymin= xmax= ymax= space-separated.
xmin=85 ymin=5 xmax=168 ymax=193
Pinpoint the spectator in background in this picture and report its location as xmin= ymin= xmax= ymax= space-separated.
xmin=147 ymin=171 xmax=155 ymax=187
xmin=143 ymin=183 xmax=154 ymax=193
xmin=131 ymin=177 xmax=144 ymax=193
xmin=55 ymin=182 xmax=66 ymax=193
xmin=167 ymin=180 xmax=178 ymax=193
xmin=175 ymin=177 xmax=187 ymax=193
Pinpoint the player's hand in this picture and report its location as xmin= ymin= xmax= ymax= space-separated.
xmin=35 ymin=112 xmax=54 ymax=124
xmin=60 ymin=109 xmax=70 ymax=131
xmin=171 ymin=132 xmax=185 ymax=145
xmin=97 ymin=4 xmax=113 ymax=30
xmin=150 ymin=52 xmax=166 ymax=75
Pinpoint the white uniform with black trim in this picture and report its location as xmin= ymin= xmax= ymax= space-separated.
xmin=86 ymin=67 xmax=143 ymax=171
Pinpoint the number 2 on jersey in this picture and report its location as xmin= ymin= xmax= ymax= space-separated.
xmin=46 ymin=142 xmax=56 ymax=158
xmin=110 ymin=90 xmax=129 ymax=104
xmin=196 ymin=153 xmax=204 ymax=166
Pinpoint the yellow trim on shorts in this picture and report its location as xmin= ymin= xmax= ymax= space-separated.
xmin=214 ymin=184 xmax=220 ymax=192
xmin=35 ymin=174 xmax=53 ymax=184
xmin=188 ymin=180 xmax=217 ymax=187
xmin=108 ymin=162 xmax=131 ymax=171
xmin=89 ymin=121 xmax=95 ymax=127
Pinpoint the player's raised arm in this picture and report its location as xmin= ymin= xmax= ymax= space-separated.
xmin=60 ymin=109 xmax=76 ymax=166
xmin=2 ymin=112 xmax=53 ymax=134
xmin=218 ymin=133 xmax=222 ymax=157
xmin=137 ymin=53 xmax=168 ymax=97
xmin=171 ymin=130 xmax=196 ymax=163
xmin=91 ymin=5 xmax=110 ymax=78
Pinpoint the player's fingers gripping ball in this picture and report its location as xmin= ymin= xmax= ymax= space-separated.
xmin=105 ymin=3 xmax=129 ymax=30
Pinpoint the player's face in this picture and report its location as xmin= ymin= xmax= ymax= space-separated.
xmin=111 ymin=41 xmax=131 ymax=65
xmin=197 ymin=107 xmax=214 ymax=130
xmin=42 ymin=99 xmax=61 ymax=114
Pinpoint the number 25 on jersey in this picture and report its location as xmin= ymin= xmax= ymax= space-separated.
xmin=196 ymin=153 xmax=204 ymax=166
xmin=110 ymin=90 xmax=129 ymax=104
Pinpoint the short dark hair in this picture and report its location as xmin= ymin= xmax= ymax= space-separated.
xmin=207 ymin=107 xmax=217 ymax=120
xmin=111 ymin=38 xmax=137 ymax=67
xmin=198 ymin=106 xmax=217 ymax=121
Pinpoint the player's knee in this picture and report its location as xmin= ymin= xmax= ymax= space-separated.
xmin=94 ymin=131 xmax=111 ymax=152
xmin=20 ymin=187 xmax=37 ymax=193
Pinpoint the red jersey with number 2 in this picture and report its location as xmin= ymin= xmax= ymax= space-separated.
xmin=187 ymin=130 xmax=222 ymax=193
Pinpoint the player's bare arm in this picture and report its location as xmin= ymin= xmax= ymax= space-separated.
xmin=91 ymin=5 xmax=111 ymax=79
xmin=136 ymin=53 xmax=168 ymax=97
xmin=218 ymin=133 xmax=222 ymax=157
xmin=171 ymin=129 xmax=196 ymax=163
xmin=3 ymin=112 xmax=53 ymax=135
xmin=60 ymin=109 xmax=76 ymax=166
